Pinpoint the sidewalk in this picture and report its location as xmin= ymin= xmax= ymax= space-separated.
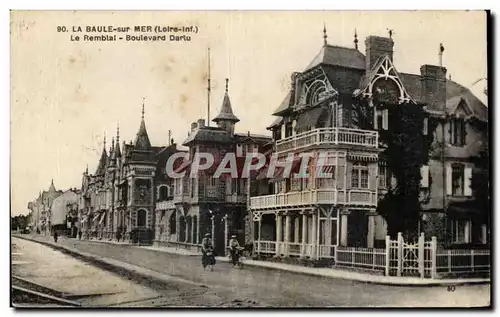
xmin=16 ymin=235 xmax=490 ymax=286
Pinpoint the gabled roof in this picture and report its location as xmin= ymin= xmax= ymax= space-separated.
xmin=305 ymin=45 xmax=366 ymax=71
xmin=398 ymin=73 xmax=488 ymax=122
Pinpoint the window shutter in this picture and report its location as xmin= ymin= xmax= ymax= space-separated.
xmin=446 ymin=163 xmax=452 ymax=195
xmin=236 ymin=144 xmax=243 ymax=157
xmin=382 ymin=109 xmax=389 ymax=130
xmin=464 ymin=166 xmax=472 ymax=196
xmin=420 ymin=165 xmax=429 ymax=188
xmin=373 ymin=111 xmax=379 ymax=130
xmin=369 ymin=164 xmax=377 ymax=189
xmin=423 ymin=118 xmax=428 ymax=136
xmin=292 ymin=120 xmax=297 ymax=135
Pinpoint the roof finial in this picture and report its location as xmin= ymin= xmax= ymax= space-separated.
xmin=103 ymin=132 xmax=106 ymax=149
xmin=225 ymin=78 xmax=229 ymax=93
xmin=323 ymin=23 xmax=328 ymax=46
xmin=141 ymin=97 xmax=145 ymax=120
xmin=116 ymin=122 xmax=120 ymax=143
xmin=354 ymin=28 xmax=359 ymax=50
xmin=86 ymin=164 xmax=88 ymax=174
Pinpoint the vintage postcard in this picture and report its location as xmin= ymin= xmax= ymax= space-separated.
xmin=10 ymin=10 xmax=490 ymax=308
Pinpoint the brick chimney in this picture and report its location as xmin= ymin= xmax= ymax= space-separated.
xmin=420 ymin=64 xmax=447 ymax=111
xmin=197 ymin=119 xmax=205 ymax=128
xmin=365 ymin=36 xmax=394 ymax=70
xmin=191 ymin=122 xmax=198 ymax=132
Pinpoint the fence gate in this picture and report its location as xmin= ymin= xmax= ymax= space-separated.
xmin=388 ymin=232 xmax=426 ymax=277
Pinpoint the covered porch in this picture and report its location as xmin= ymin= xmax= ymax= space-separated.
xmin=252 ymin=207 xmax=380 ymax=260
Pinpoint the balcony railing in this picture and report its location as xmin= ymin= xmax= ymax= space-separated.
xmin=276 ymin=127 xmax=378 ymax=154
xmin=250 ymin=189 xmax=376 ymax=210
xmin=156 ymin=200 xmax=175 ymax=210
xmin=225 ymin=194 xmax=246 ymax=204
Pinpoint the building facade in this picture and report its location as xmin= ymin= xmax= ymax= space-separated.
xmin=154 ymin=79 xmax=272 ymax=256
xmin=78 ymin=106 xmax=180 ymax=243
xmin=250 ymin=32 xmax=489 ymax=260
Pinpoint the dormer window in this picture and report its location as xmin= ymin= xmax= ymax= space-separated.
xmin=450 ymin=118 xmax=466 ymax=146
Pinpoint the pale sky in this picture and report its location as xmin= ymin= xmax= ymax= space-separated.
xmin=11 ymin=11 xmax=487 ymax=216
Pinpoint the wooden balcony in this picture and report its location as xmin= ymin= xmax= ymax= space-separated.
xmin=276 ymin=127 xmax=378 ymax=154
xmin=250 ymin=189 xmax=377 ymax=210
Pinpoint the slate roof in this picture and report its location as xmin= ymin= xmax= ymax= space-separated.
xmin=398 ymin=73 xmax=488 ymax=122
xmin=182 ymin=127 xmax=234 ymax=145
xmin=134 ymin=119 xmax=152 ymax=150
xmin=272 ymin=91 xmax=294 ymax=116
xmin=267 ymin=116 xmax=283 ymax=129
xmin=213 ymin=93 xmax=240 ymax=123
xmin=305 ymin=45 xmax=366 ymax=71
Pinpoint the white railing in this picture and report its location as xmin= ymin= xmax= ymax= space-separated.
xmin=254 ymin=241 xmax=277 ymax=254
xmin=318 ymin=245 xmax=336 ymax=259
xmin=336 ymin=246 xmax=387 ymax=271
xmin=276 ymin=127 xmax=378 ymax=154
xmin=348 ymin=190 xmax=377 ymax=205
xmin=250 ymin=190 xmax=336 ymax=209
xmin=250 ymin=189 xmax=377 ymax=210
xmin=156 ymin=200 xmax=175 ymax=210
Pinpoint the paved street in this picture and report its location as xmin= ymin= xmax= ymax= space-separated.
xmin=12 ymin=235 xmax=491 ymax=307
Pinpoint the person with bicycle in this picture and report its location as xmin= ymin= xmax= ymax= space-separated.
xmin=201 ymin=233 xmax=215 ymax=271
xmin=228 ymin=235 xmax=241 ymax=267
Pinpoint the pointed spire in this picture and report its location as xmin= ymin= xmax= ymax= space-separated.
xmin=85 ymin=164 xmax=88 ymax=174
xmin=212 ymin=77 xmax=239 ymax=124
xmin=49 ymin=179 xmax=56 ymax=192
xmin=114 ymin=122 xmax=121 ymax=158
xmin=134 ymin=98 xmax=152 ymax=150
xmin=323 ymin=23 xmax=328 ymax=46
xmin=354 ymin=29 xmax=359 ymax=50
xmin=142 ymin=97 xmax=145 ymax=120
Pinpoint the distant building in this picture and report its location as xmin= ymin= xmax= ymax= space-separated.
xmin=27 ymin=180 xmax=63 ymax=235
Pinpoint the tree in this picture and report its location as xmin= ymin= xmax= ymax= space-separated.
xmin=376 ymin=102 xmax=435 ymax=240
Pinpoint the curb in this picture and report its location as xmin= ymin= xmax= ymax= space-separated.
xmin=13 ymin=235 xmax=208 ymax=290
xmin=14 ymin=235 xmax=491 ymax=287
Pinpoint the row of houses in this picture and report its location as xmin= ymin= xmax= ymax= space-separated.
xmin=27 ymin=31 xmax=489 ymax=261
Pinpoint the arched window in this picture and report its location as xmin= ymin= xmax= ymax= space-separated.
xmin=306 ymin=80 xmax=328 ymax=106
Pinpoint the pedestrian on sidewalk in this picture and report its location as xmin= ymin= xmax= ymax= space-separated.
xmin=53 ymin=230 xmax=58 ymax=243
xmin=78 ymin=230 xmax=82 ymax=240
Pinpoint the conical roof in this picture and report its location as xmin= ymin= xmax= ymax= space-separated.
xmin=212 ymin=79 xmax=240 ymax=123
xmin=134 ymin=119 xmax=152 ymax=150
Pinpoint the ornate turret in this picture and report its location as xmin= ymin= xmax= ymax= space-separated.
xmin=212 ymin=78 xmax=239 ymax=134
xmin=134 ymin=98 xmax=152 ymax=151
